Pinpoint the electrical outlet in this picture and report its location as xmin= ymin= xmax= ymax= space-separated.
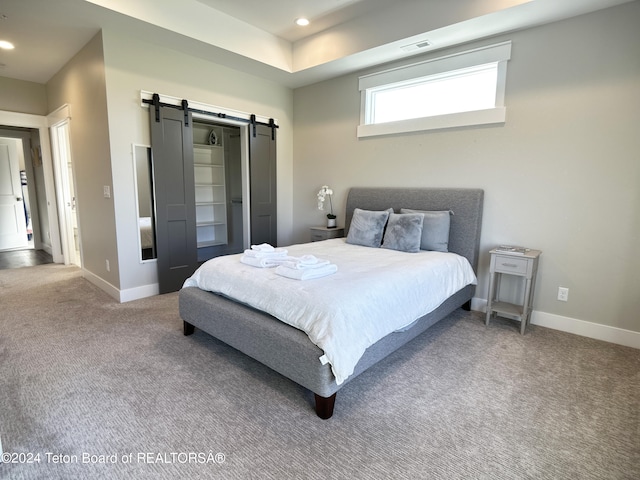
xmin=557 ymin=287 xmax=569 ymax=302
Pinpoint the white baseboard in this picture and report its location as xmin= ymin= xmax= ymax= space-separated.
xmin=472 ymin=297 xmax=640 ymax=349
xmin=83 ymin=269 xmax=159 ymax=303
xmin=119 ymin=283 xmax=160 ymax=303
xmin=530 ymin=311 xmax=640 ymax=349
xmin=41 ymin=242 xmax=52 ymax=255
xmin=470 ymin=297 xmax=486 ymax=312
xmin=83 ymin=268 xmax=120 ymax=302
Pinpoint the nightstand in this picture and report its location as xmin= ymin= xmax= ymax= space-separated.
xmin=310 ymin=226 xmax=344 ymax=242
xmin=485 ymin=247 xmax=542 ymax=334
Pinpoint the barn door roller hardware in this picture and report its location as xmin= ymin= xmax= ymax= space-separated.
xmin=145 ymin=94 xmax=279 ymax=136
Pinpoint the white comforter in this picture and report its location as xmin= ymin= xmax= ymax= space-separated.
xmin=183 ymin=239 xmax=476 ymax=385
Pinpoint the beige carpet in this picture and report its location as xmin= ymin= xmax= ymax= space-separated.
xmin=1 ymin=264 xmax=638 ymax=479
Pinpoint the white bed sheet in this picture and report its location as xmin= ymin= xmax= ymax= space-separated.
xmin=183 ymin=238 xmax=477 ymax=385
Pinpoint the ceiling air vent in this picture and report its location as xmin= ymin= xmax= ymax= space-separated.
xmin=400 ymin=40 xmax=431 ymax=52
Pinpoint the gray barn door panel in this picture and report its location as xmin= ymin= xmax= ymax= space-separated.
xmin=150 ymin=106 xmax=198 ymax=293
xmin=249 ymin=124 xmax=277 ymax=246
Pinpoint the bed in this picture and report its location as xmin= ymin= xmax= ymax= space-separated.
xmin=179 ymin=187 xmax=484 ymax=418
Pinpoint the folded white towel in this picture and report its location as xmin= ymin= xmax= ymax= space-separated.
xmin=240 ymin=255 xmax=291 ymax=268
xmin=251 ymin=243 xmax=275 ymax=252
xmin=281 ymin=258 xmax=331 ymax=270
xmin=243 ymin=248 xmax=288 ymax=258
xmin=298 ymin=254 xmax=320 ymax=264
xmin=275 ymin=264 xmax=338 ymax=280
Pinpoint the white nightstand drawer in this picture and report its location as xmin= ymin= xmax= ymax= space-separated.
xmin=494 ymin=255 xmax=528 ymax=275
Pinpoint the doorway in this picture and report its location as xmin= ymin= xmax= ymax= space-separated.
xmin=192 ymin=120 xmax=244 ymax=261
xmin=0 ymin=129 xmax=53 ymax=269
xmin=0 ymin=136 xmax=29 ymax=251
xmin=0 ymin=110 xmax=64 ymax=266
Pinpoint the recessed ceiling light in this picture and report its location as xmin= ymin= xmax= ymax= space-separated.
xmin=0 ymin=40 xmax=15 ymax=50
xmin=295 ymin=18 xmax=310 ymax=27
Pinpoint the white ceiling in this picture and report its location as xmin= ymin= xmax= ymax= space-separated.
xmin=194 ymin=0 xmax=414 ymax=42
xmin=0 ymin=0 xmax=634 ymax=88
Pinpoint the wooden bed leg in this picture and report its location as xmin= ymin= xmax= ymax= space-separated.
xmin=183 ymin=321 xmax=195 ymax=336
xmin=314 ymin=393 xmax=336 ymax=419
xmin=461 ymin=300 xmax=471 ymax=311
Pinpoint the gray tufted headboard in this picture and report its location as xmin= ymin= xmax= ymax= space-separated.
xmin=344 ymin=188 xmax=484 ymax=273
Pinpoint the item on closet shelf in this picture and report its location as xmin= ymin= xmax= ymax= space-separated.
xmin=208 ymin=129 xmax=217 ymax=145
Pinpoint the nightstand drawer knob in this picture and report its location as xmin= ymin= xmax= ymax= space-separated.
xmin=502 ymin=262 xmax=518 ymax=268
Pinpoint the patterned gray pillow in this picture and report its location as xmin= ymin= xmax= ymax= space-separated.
xmin=346 ymin=208 xmax=391 ymax=248
xmin=382 ymin=213 xmax=424 ymax=253
xmin=400 ymin=209 xmax=452 ymax=252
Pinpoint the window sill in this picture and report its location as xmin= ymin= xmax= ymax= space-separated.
xmin=357 ymin=107 xmax=506 ymax=138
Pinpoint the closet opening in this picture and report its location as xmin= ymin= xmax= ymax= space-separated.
xmin=192 ymin=119 xmax=245 ymax=262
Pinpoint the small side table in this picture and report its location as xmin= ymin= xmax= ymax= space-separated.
xmin=485 ymin=247 xmax=542 ymax=334
xmin=310 ymin=226 xmax=344 ymax=242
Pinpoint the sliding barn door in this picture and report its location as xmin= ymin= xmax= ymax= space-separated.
xmin=150 ymin=106 xmax=198 ymax=294
xmin=249 ymin=124 xmax=277 ymax=246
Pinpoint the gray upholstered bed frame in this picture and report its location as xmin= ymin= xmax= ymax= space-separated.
xmin=179 ymin=187 xmax=484 ymax=419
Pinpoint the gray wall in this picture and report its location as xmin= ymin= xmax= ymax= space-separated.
xmin=0 ymin=77 xmax=47 ymax=116
xmin=46 ymin=32 xmax=119 ymax=288
xmin=292 ymin=3 xmax=640 ymax=333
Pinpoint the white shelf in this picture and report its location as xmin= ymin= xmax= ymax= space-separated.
xmin=489 ymin=301 xmax=524 ymax=317
xmin=197 ymin=241 xmax=227 ymax=248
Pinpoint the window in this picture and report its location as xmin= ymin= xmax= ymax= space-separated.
xmin=358 ymin=42 xmax=511 ymax=137
xmin=368 ymin=63 xmax=499 ymax=124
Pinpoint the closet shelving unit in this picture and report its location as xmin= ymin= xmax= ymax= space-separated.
xmin=193 ymin=135 xmax=228 ymax=252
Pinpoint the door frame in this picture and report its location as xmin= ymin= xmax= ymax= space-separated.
xmin=49 ymin=115 xmax=81 ymax=267
xmin=0 ymin=109 xmax=63 ymax=262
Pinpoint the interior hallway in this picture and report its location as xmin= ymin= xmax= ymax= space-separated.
xmin=0 ymin=248 xmax=53 ymax=269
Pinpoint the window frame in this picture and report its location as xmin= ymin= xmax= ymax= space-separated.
xmin=357 ymin=41 xmax=511 ymax=138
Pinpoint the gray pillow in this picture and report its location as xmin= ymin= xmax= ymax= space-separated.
xmin=400 ymin=209 xmax=452 ymax=252
xmin=382 ymin=213 xmax=424 ymax=253
xmin=346 ymin=208 xmax=391 ymax=248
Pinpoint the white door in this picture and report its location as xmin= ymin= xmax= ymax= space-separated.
xmin=0 ymin=138 xmax=28 ymax=250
